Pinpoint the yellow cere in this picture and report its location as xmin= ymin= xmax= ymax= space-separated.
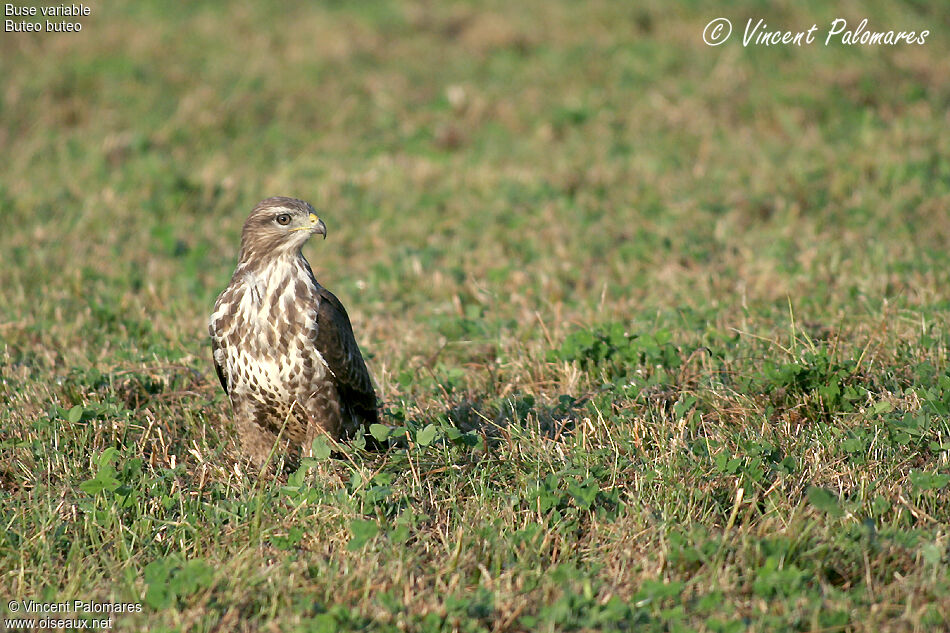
xmin=290 ymin=213 xmax=321 ymax=232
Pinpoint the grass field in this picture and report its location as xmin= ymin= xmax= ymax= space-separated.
xmin=2 ymin=1 xmax=950 ymax=631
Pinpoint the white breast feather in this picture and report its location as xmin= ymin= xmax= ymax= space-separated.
xmin=221 ymin=258 xmax=330 ymax=401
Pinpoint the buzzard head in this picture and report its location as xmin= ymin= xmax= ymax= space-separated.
xmin=238 ymin=197 xmax=327 ymax=261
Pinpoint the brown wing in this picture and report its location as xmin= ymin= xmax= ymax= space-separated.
xmin=314 ymin=287 xmax=378 ymax=425
xmin=209 ymin=324 xmax=229 ymax=395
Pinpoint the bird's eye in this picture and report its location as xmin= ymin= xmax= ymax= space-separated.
xmin=276 ymin=214 xmax=291 ymax=226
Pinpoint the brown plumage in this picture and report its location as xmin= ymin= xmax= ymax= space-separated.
xmin=209 ymin=197 xmax=377 ymax=466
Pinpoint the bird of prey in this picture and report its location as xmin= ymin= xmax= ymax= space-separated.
xmin=209 ymin=197 xmax=378 ymax=466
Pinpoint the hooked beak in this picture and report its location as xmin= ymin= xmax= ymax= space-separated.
xmin=311 ymin=213 xmax=327 ymax=240
xmin=293 ymin=213 xmax=327 ymax=239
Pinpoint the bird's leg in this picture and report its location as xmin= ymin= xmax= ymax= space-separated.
xmin=232 ymin=402 xmax=281 ymax=470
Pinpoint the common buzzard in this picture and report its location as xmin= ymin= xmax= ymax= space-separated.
xmin=209 ymin=197 xmax=378 ymax=466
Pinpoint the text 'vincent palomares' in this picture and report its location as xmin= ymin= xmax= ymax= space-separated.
xmin=744 ymin=18 xmax=929 ymax=47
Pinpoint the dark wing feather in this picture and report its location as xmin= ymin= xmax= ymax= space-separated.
xmin=210 ymin=328 xmax=229 ymax=395
xmin=314 ymin=287 xmax=377 ymax=422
